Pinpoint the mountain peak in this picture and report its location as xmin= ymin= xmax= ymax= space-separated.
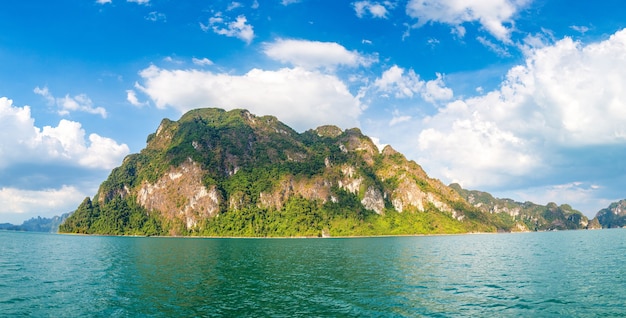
xmin=381 ymin=145 xmax=399 ymax=156
xmin=314 ymin=125 xmax=343 ymax=138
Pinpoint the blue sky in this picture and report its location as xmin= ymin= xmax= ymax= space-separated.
xmin=1 ymin=0 xmax=626 ymax=223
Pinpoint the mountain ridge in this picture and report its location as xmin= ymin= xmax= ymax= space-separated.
xmin=0 ymin=213 xmax=71 ymax=233
xmin=449 ymin=184 xmax=589 ymax=231
xmin=59 ymin=108 xmax=593 ymax=236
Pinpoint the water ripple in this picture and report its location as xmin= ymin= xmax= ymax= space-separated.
xmin=2 ymin=230 xmax=626 ymax=316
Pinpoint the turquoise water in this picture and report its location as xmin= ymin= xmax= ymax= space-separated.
xmin=1 ymin=230 xmax=625 ymax=317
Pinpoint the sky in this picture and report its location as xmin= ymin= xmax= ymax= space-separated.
xmin=1 ymin=0 xmax=626 ymax=223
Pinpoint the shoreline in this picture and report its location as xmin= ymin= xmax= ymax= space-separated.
xmin=54 ymin=228 xmax=599 ymax=239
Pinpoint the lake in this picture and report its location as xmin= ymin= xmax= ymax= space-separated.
xmin=1 ymin=229 xmax=625 ymax=317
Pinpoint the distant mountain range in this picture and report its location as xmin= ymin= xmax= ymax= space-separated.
xmin=450 ymin=184 xmax=590 ymax=231
xmin=0 ymin=213 xmax=71 ymax=233
xmin=54 ymin=108 xmax=622 ymax=236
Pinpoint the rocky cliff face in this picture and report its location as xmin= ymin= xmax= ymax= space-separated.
xmin=450 ymin=183 xmax=589 ymax=231
xmin=136 ymin=158 xmax=221 ymax=229
xmin=59 ymin=108 xmax=507 ymax=236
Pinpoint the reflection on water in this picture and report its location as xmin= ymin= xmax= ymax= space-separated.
xmin=1 ymin=230 xmax=625 ymax=317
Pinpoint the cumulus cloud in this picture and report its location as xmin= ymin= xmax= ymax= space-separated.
xmin=415 ymin=28 xmax=626 ymax=192
xmin=128 ymin=0 xmax=149 ymax=5
xmin=34 ymin=86 xmax=107 ymax=118
xmin=422 ymin=73 xmax=453 ymax=103
xmin=405 ymin=0 xmax=530 ymax=43
xmin=263 ymin=39 xmax=377 ymax=70
xmin=0 ymin=97 xmax=129 ymax=170
xmin=96 ymin=0 xmax=112 ymax=4
xmin=373 ymin=65 xmax=453 ymax=103
xmin=374 ymin=65 xmax=423 ymax=98
xmin=136 ymin=65 xmax=363 ymax=131
xmin=353 ymin=1 xmax=392 ymax=19
xmin=201 ymin=13 xmax=254 ymax=44
xmin=79 ymin=133 xmax=131 ymax=168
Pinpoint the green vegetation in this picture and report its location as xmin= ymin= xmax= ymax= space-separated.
xmin=60 ymin=193 xmax=490 ymax=237
xmin=59 ymin=197 xmax=163 ymax=236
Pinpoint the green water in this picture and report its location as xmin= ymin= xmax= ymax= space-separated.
xmin=1 ymin=229 xmax=625 ymax=317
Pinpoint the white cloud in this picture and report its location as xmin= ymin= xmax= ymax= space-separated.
xmin=415 ymin=28 xmax=626 ymax=190
xmin=41 ymin=120 xmax=129 ymax=169
xmin=33 ymin=86 xmax=54 ymax=105
xmin=370 ymin=136 xmax=387 ymax=152
xmin=60 ymin=94 xmax=107 ymax=118
xmin=34 ymin=86 xmax=107 ymax=118
xmin=353 ymin=1 xmax=391 ymax=19
xmin=128 ymin=0 xmax=149 ymax=5
xmin=281 ymin=0 xmax=300 ymax=5
xmin=373 ymin=65 xmax=453 ymax=103
xmin=519 ymin=31 xmax=553 ymax=52
xmin=192 ymin=57 xmax=214 ymax=66
xmin=227 ymin=1 xmax=243 ymax=11
xmin=0 ymin=185 xmax=87 ymax=221
xmin=0 ymin=97 xmax=128 ymax=170
xmin=263 ymin=39 xmax=376 ymax=70
xmin=79 ymin=133 xmax=131 ymax=168
xmin=136 ymin=65 xmax=363 ymax=131
xmin=96 ymin=0 xmax=112 ymax=4
xmin=406 ymin=0 xmax=530 ymax=43
xmin=126 ymin=89 xmax=148 ymax=107
xmin=422 ymin=73 xmax=453 ymax=103
xmin=201 ymin=13 xmax=254 ymax=44
xmin=374 ymin=65 xmax=423 ymax=98
xmin=452 ymin=25 xmax=466 ymax=38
